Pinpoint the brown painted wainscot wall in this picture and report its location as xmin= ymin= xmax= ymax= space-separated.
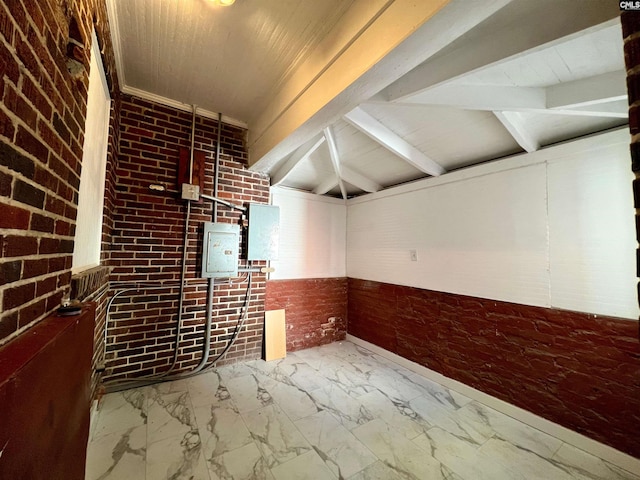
xmin=265 ymin=278 xmax=347 ymax=351
xmin=0 ymin=302 xmax=95 ymax=480
xmin=347 ymin=278 xmax=640 ymax=459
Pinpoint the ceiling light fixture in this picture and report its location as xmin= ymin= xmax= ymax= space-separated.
xmin=209 ymin=0 xmax=235 ymax=6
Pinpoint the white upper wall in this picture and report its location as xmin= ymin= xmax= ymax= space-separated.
xmin=272 ymin=128 xmax=637 ymax=320
xmin=347 ymin=128 xmax=638 ymax=320
xmin=347 ymin=162 xmax=550 ymax=307
xmin=270 ymin=188 xmax=346 ymax=279
xmin=547 ymin=140 xmax=637 ymax=318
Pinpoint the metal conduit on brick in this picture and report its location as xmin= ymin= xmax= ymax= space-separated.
xmin=103 ymin=96 xmax=270 ymax=384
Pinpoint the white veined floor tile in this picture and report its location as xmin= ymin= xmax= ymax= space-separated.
xmin=414 ymin=427 xmax=502 ymax=480
xmin=406 ymin=372 xmax=473 ymax=410
xmin=254 ymin=371 xmax=321 ymax=421
xmin=362 ymin=369 xmax=424 ymax=403
xmin=270 ymin=450 xmax=336 ymax=480
xmin=295 ymin=410 xmax=377 ymax=478
xmin=207 ymin=442 xmax=274 ymax=480
xmin=242 ymin=403 xmax=311 ymax=467
xmin=358 ymin=389 xmax=431 ymax=440
xmin=146 ymin=430 xmax=210 ymax=480
xmin=250 ymin=355 xmax=332 ymax=392
xmin=420 ymin=426 xmax=576 ymax=480
xmin=455 ymin=401 xmax=562 ymax=458
xmin=85 ymin=425 xmax=146 ymax=480
xmin=409 ymin=395 xmax=492 ymax=445
xmin=345 ymin=460 xmax=408 ymax=480
xmin=86 ymin=341 xmax=637 ymax=480
xmin=147 ymin=390 xmax=198 ymax=444
xmin=477 ymin=437 xmax=576 ymax=480
xmin=552 ymin=443 xmax=640 ymax=480
xmin=93 ymin=388 xmax=148 ymax=440
xmin=214 ymin=362 xmax=255 ymax=382
xmin=150 ymin=378 xmax=190 ymax=395
xmin=310 ymin=384 xmax=374 ymax=430
xmin=193 ymin=400 xmax=253 ymax=460
xmin=225 ymin=374 xmax=273 ymax=413
xmin=352 ymin=418 xmax=447 ymax=479
xmin=187 ymin=370 xmax=231 ymax=408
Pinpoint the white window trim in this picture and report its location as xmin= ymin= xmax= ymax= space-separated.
xmin=72 ymin=29 xmax=111 ymax=274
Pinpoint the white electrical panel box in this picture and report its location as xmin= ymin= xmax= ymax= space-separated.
xmin=247 ymin=204 xmax=280 ymax=261
xmin=201 ymin=222 xmax=239 ymax=278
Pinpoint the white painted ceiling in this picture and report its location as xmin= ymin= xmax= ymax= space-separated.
xmin=108 ymin=0 xmax=627 ymax=199
xmin=109 ymin=0 xmax=356 ymax=124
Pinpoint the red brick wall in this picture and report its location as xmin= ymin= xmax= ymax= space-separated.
xmin=347 ymin=278 xmax=640 ymax=458
xmin=0 ymin=0 xmax=118 ymax=389
xmin=265 ymin=278 xmax=347 ymax=351
xmin=104 ymin=95 xmax=270 ymax=382
xmin=83 ymin=94 xmax=122 ymax=396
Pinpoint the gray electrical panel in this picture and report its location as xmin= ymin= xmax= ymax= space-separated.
xmin=247 ymin=204 xmax=280 ymax=261
xmin=201 ymin=222 xmax=239 ymax=278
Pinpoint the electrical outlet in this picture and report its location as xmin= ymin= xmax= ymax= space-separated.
xmin=410 ymin=249 xmax=418 ymax=261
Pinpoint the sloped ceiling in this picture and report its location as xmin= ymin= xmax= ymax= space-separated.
xmin=108 ymin=0 xmax=626 ymax=199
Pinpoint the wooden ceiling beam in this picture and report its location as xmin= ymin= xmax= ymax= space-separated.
xmin=341 ymin=165 xmax=382 ymax=193
xmin=270 ymin=135 xmax=325 ymax=186
xmin=401 ymin=84 xmax=546 ymax=110
xmin=494 ymin=111 xmax=540 ymax=153
xmin=386 ymin=70 xmax=628 ymax=119
xmin=343 ymin=107 xmax=446 ymax=176
xmin=546 ymin=70 xmax=627 ymax=110
xmin=323 ymin=126 xmax=348 ymax=200
xmin=313 ymin=177 xmax=339 ymax=195
xmin=384 ymin=6 xmax=620 ymax=103
xmin=249 ymin=0 xmax=511 ymax=172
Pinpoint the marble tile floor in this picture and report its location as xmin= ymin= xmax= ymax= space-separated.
xmin=86 ymin=340 xmax=640 ymax=480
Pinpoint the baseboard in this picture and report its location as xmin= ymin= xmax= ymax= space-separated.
xmin=88 ymin=399 xmax=99 ymax=441
xmin=346 ymin=334 xmax=640 ymax=475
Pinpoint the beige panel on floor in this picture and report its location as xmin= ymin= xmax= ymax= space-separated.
xmin=264 ymin=309 xmax=287 ymax=361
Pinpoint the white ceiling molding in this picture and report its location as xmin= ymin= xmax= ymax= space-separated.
xmin=120 ymin=86 xmax=248 ymax=128
xmin=494 ymin=111 xmax=540 ymax=153
xmin=271 ymin=135 xmax=326 ymax=186
xmin=546 ymin=70 xmax=627 ymax=110
xmin=343 ymin=107 xmax=446 ymax=177
xmin=323 ymin=126 xmax=347 ymax=200
xmin=249 ymin=0 xmax=512 ymax=171
xmin=383 ymin=8 xmax=620 ymax=103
